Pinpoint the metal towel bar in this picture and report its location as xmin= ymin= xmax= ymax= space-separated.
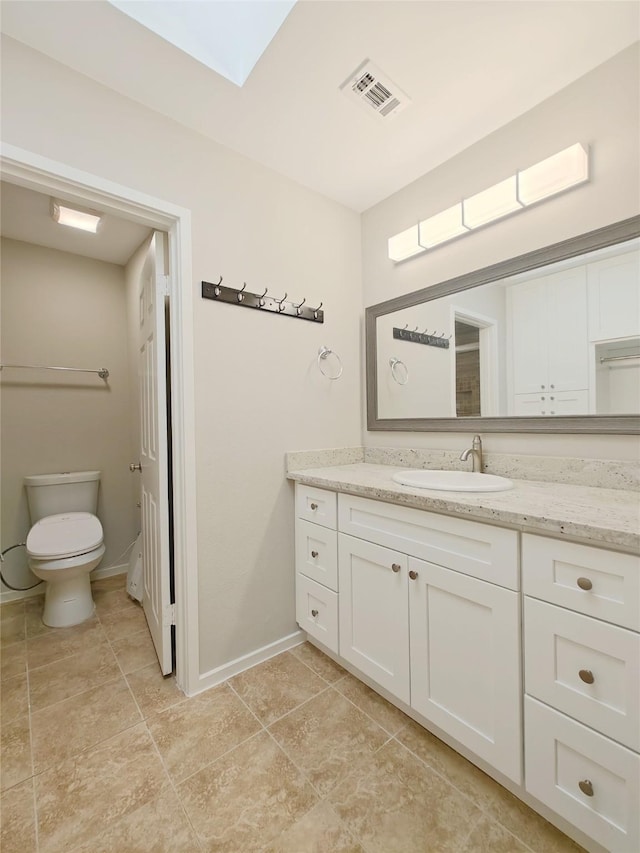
xmin=0 ymin=363 xmax=109 ymax=380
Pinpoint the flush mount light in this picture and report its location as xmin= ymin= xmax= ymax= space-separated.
xmin=389 ymin=143 xmax=589 ymax=261
xmin=51 ymin=200 xmax=102 ymax=233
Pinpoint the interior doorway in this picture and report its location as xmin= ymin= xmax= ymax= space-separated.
xmin=452 ymin=308 xmax=498 ymax=417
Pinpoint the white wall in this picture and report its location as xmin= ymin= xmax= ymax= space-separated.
xmin=0 ymin=238 xmax=138 ymax=593
xmin=0 ymin=37 xmax=362 ymax=672
xmin=362 ymin=44 xmax=640 ymax=460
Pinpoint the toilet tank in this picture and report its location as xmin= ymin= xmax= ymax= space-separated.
xmin=24 ymin=471 xmax=101 ymax=523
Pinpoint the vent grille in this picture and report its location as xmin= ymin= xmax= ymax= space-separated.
xmin=341 ymin=60 xmax=410 ymax=120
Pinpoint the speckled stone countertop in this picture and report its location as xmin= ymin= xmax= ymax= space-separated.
xmin=287 ymin=463 xmax=640 ymax=554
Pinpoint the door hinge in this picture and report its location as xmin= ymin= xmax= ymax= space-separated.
xmin=163 ymin=602 xmax=176 ymax=626
xmin=158 ymin=274 xmax=170 ymax=298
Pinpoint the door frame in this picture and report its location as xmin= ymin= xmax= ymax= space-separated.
xmin=451 ymin=306 xmax=499 ymax=417
xmin=1 ymin=143 xmax=200 ymax=696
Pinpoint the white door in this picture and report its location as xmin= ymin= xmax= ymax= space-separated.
xmin=137 ymin=232 xmax=172 ymax=674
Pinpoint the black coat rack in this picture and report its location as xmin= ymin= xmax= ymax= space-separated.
xmin=202 ymin=278 xmax=324 ymax=323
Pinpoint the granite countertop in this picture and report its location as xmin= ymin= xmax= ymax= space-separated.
xmin=287 ymin=463 xmax=640 ymax=554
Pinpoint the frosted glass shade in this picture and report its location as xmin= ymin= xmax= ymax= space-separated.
xmin=518 ymin=143 xmax=589 ymax=205
xmin=388 ymin=225 xmax=424 ymax=261
xmin=51 ymin=202 xmax=101 ymax=233
xmin=419 ymin=204 xmax=469 ymax=248
xmin=463 ymin=176 xmax=522 ymax=228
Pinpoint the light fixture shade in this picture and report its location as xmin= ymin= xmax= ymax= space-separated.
xmin=388 ymin=225 xmax=424 ymax=261
xmin=51 ymin=201 xmax=102 ymax=233
xmin=463 ymin=176 xmax=522 ymax=228
xmin=418 ymin=203 xmax=468 ymax=248
xmin=517 ymin=143 xmax=589 ymax=206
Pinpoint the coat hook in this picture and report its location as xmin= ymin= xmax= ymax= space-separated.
xmin=258 ymin=287 xmax=268 ymax=307
xmin=403 ymin=324 xmax=409 ymax=330
xmin=295 ymin=297 xmax=306 ymax=316
xmin=447 ymin=333 xmax=453 ymax=339
xmin=237 ymin=282 xmax=247 ymax=303
xmin=413 ymin=326 xmax=419 ymax=332
xmin=276 ymin=292 xmax=288 ymax=312
xmin=313 ymin=301 xmax=323 ymax=320
xmin=214 ymin=275 xmax=223 ymax=297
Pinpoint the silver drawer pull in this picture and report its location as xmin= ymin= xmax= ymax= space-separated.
xmin=409 ymin=570 xmax=419 ymax=580
xmin=311 ymin=609 xmax=319 ymax=617
xmin=579 ymin=669 xmax=595 ymax=684
xmin=577 ymin=577 xmax=593 ymax=591
xmin=311 ymin=550 xmax=319 ymax=558
xmin=391 ymin=563 xmax=401 ymax=573
xmin=310 ymin=503 xmax=318 ymax=511
xmin=578 ymin=779 xmax=594 ymax=797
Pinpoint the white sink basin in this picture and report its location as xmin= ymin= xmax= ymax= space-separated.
xmin=392 ymin=469 xmax=513 ymax=492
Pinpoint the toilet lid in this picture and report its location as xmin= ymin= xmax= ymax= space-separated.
xmin=26 ymin=512 xmax=103 ymax=559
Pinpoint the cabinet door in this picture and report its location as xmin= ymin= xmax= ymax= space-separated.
xmin=409 ymin=557 xmax=522 ymax=783
xmin=508 ymin=279 xmax=548 ymax=394
xmin=338 ymin=534 xmax=410 ymax=703
xmin=588 ymin=251 xmax=640 ymax=341
xmin=546 ymin=267 xmax=588 ymax=392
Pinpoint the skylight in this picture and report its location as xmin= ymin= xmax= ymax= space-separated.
xmin=108 ymin=1 xmax=296 ymax=87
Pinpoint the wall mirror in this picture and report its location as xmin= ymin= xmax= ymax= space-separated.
xmin=366 ymin=216 xmax=640 ymax=433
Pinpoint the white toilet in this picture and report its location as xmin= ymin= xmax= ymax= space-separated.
xmin=25 ymin=471 xmax=105 ymax=628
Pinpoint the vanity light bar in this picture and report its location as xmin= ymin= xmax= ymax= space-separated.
xmin=388 ymin=143 xmax=589 ymax=261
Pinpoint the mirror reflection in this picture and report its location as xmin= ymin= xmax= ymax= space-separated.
xmin=376 ymin=238 xmax=639 ymax=421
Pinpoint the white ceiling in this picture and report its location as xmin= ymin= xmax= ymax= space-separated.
xmin=1 ymin=1 xmax=638 ymax=212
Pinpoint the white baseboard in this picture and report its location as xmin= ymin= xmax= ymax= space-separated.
xmin=190 ymin=629 xmax=306 ymax=697
xmin=0 ymin=563 xmax=128 ymax=605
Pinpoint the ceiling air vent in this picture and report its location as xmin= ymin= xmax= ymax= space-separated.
xmin=340 ymin=59 xmax=410 ymax=120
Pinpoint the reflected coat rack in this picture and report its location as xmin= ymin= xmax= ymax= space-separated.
xmin=202 ymin=278 xmax=324 ymax=323
xmin=393 ymin=327 xmax=449 ymax=348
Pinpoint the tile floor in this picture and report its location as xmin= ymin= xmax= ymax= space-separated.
xmin=0 ymin=574 xmax=585 ymax=852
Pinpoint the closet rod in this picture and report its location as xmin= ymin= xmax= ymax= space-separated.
xmin=599 ymin=354 xmax=640 ymax=364
xmin=0 ymin=363 xmax=109 ymax=380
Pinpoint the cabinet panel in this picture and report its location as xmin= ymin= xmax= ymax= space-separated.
xmin=338 ymin=494 xmax=519 ymax=590
xmin=546 ymin=267 xmax=588 ymax=391
xmin=295 ymin=485 xmax=337 ymax=529
xmin=588 ymin=251 xmax=640 ymax=342
xmin=409 ymin=557 xmax=522 ymax=783
xmin=525 ymin=598 xmax=640 ymax=751
xmin=512 ymin=391 xmax=589 ymax=416
xmin=296 ymin=573 xmax=338 ymax=653
xmin=338 ymin=534 xmax=410 ymax=703
xmin=508 ymin=279 xmax=548 ymax=394
xmin=522 ymin=534 xmax=640 ymax=631
xmin=525 ymin=697 xmax=640 ymax=853
xmin=295 ymin=519 xmax=338 ymax=591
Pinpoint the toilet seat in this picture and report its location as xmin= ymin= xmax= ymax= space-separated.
xmin=26 ymin=512 xmax=103 ymax=560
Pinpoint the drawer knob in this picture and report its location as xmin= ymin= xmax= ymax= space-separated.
xmin=310 ymin=503 xmax=318 ymax=511
xmin=409 ymin=570 xmax=419 ymax=580
xmin=578 ymin=779 xmax=594 ymax=797
xmin=391 ymin=563 xmax=401 ymax=573
xmin=311 ymin=609 xmax=319 ymax=617
xmin=311 ymin=550 xmax=319 ymax=558
xmin=579 ymin=669 xmax=595 ymax=684
xmin=576 ymin=577 xmax=593 ymax=591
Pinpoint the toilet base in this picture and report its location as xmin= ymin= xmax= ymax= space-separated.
xmin=42 ymin=574 xmax=95 ymax=628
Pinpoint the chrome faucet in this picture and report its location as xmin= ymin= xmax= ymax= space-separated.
xmin=460 ymin=434 xmax=483 ymax=473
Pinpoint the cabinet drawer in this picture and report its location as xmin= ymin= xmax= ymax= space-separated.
xmin=296 ymin=485 xmax=337 ymax=529
xmin=525 ymin=598 xmax=640 ymax=751
xmin=523 ymin=534 xmax=640 ymax=631
xmin=338 ymin=494 xmax=519 ymax=590
xmin=296 ymin=573 xmax=338 ymax=653
xmin=525 ymin=697 xmax=640 ymax=853
xmin=295 ymin=519 xmax=338 ymax=591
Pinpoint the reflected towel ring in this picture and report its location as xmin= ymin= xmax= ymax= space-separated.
xmin=318 ymin=346 xmax=343 ymax=380
xmin=389 ymin=357 xmax=409 ymax=385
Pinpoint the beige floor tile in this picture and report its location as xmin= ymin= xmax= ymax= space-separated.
xmin=0 ymin=600 xmax=25 ymax=620
xmin=329 ymin=739 xmax=482 ymax=853
xmin=35 ymin=722 xmax=169 ymax=853
xmin=31 ymin=676 xmax=142 ymax=774
xmin=148 ymin=682 xmax=261 ymax=782
xmin=263 ymin=800 xmax=364 ymax=853
xmin=269 ymin=688 xmax=390 ymax=797
xmin=99 ymin=602 xmax=148 ymax=641
xmin=0 ymin=641 xmax=27 ymax=681
xmin=397 ymin=720 xmax=583 ymax=852
xmin=94 ymin=584 xmax=138 ymax=617
xmin=25 ymin=596 xmax=53 ymax=639
xmin=29 ymin=640 xmax=121 ymax=711
xmin=0 ymin=611 xmax=26 ymax=647
xmin=111 ymin=628 xmax=158 ymax=674
xmin=289 ymin=642 xmax=346 ymax=683
xmin=0 ymin=717 xmax=32 ymax=792
xmin=70 ymin=786 xmax=201 ymax=852
xmin=91 ymin=573 xmax=127 ymax=592
xmin=230 ymin=651 xmax=327 ymax=725
xmin=178 ymin=730 xmax=317 ymax=852
xmin=26 ymin=617 xmax=105 ymax=670
xmin=334 ymin=672 xmax=409 ymax=735
xmin=0 ymin=778 xmax=37 ymax=853
xmin=1 ymin=672 xmax=29 ymax=724
xmin=126 ymin=662 xmax=184 ymax=718
xmin=459 ymin=814 xmax=531 ymax=852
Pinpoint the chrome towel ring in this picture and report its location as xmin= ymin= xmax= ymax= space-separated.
xmin=318 ymin=346 xmax=343 ymax=380
xmin=389 ymin=357 xmax=409 ymax=385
